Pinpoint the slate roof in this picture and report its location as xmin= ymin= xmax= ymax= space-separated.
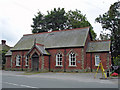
xmin=36 ymin=44 xmax=50 ymax=55
xmin=5 ymin=50 xmax=12 ymax=56
xmin=86 ymin=40 xmax=111 ymax=52
xmin=11 ymin=27 xmax=90 ymax=51
xmin=27 ymin=43 xmax=50 ymax=55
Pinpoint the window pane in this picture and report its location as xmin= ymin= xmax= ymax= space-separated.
xmin=57 ymin=58 xmax=59 ymax=62
xmin=60 ymin=62 xmax=62 ymax=65
xmin=60 ymin=54 xmax=62 ymax=57
xmin=56 ymin=53 xmax=62 ymax=66
xmin=96 ymin=58 xmax=99 ymax=65
xmin=73 ymin=62 xmax=75 ymax=65
xmin=73 ymin=58 xmax=75 ymax=61
xmin=58 ymin=62 xmax=59 ymax=65
xmin=19 ymin=60 xmax=20 ymax=65
xmin=69 ymin=52 xmax=76 ymax=66
xmin=26 ymin=56 xmax=28 ymax=66
xmin=60 ymin=58 xmax=62 ymax=61
xmin=73 ymin=54 xmax=75 ymax=57
xmin=95 ymin=55 xmax=100 ymax=66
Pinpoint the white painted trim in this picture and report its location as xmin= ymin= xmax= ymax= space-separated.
xmin=95 ymin=55 xmax=100 ymax=66
xmin=25 ymin=56 xmax=28 ymax=66
xmin=69 ymin=52 xmax=76 ymax=66
xmin=3 ymin=82 xmax=38 ymax=88
xmin=16 ymin=55 xmax=21 ymax=66
xmin=56 ymin=53 xmax=62 ymax=66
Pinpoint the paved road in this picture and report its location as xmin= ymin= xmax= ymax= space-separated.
xmin=2 ymin=71 xmax=119 ymax=88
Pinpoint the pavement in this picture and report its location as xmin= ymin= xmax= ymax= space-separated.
xmin=2 ymin=70 xmax=119 ymax=84
xmin=0 ymin=70 xmax=2 ymax=89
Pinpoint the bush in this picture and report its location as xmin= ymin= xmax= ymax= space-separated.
xmin=113 ymin=55 xmax=120 ymax=74
xmin=113 ymin=55 xmax=120 ymax=66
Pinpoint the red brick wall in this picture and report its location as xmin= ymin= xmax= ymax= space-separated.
xmin=48 ymin=48 xmax=83 ymax=71
xmin=11 ymin=50 xmax=29 ymax=69
xmin=86 ymin=52 xmax=111 ymax=71
xmin=84 ymin=32 xmax=91 ymax=69
xmin=65 ymin=48 xmax=82 ymax=70
xmin=5 ymin=47 xmax=50 ymax=71
xmin=5 ymin=56 xmax=11 ymax=69
xmin=44 ymin=56 xmax=49 ymax=70
xmin=6 ymin=49 xmax=111 ymax=72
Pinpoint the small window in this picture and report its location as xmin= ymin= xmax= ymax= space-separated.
xmin=95 ymin=55 xmax=100 ymax=66
xmin=25 ymin=56 xmax=28 ymax=66
xmin=69 ymin=52 xmax=76 ymax=66
xmin=56 ymin=53 xmax=62 ymax=66
xmin=11 ymin=59 xmax=12 ymax=67
xmin=16 ymin=55 xmax=21 ymax=66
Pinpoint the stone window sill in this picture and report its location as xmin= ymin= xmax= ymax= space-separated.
xmin=16 ymin=65 xmax=20 ymax=67
xmin=68 ymin=65 xmax=77 ymax=67
xmin=55 ymin=65 xmax=63 ymax=67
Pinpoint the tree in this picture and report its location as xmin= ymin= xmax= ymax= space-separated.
xmin=31 ymin=8 xmax=97 ymax=40
xmin=31 ymin=8 xmax=67 ymax=33
xmin=99 ymin=31 xmax=110 ymax=40
xmin=2 ymin=50 xmax=7 ymax=65
xmin=0 ymin=50 xmax=8 ymax=69
xmin=45 ymin=8 xmax=67 ymax=31
xmin=66 ymin=9 xmax=97 ymax=40
xmin=95 ymin=1 xmax=120 ymax=64
xmin=31 ymin=11 xmax=46 ymax=33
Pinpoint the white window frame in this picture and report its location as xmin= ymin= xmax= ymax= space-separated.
xmin=25 ymin=56 xmax=28 ymax=66
xmin=56 ymin=53 xmax=62 ymax=66
xmin=69 ymin=52 xmax=76 ymax=66
xmin=95 ymin=55 xmax=100 ymax=66
xmin=11 ymin=58 xmax=12 ymax=67
xmin=16 ymin=55 xmax=21 ymax=66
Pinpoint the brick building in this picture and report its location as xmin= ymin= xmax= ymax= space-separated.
xmin=0 ymin=40 xmax=11 ymax=69
xmin=5 ymin=27 xmax=111 ymax=72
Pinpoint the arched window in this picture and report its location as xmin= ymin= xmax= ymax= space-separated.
xmin=69 ymin=52 xmax=76 ymax=66
xmin=25 ymin=56 xmax=28 ymax=66
xmin=16 ymin=55 xmax=21 ymax=66
xmin=56 ymin=53 xmax=62 ymax=66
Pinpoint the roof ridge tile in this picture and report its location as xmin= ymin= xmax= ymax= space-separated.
xmin=23 ymin=27 xmax=90 ymax=36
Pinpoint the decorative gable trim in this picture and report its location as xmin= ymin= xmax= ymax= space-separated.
xmin=30 ymin=49 xmax=40 ymax=58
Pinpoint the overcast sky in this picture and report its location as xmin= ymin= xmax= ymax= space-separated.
xmin=0 ymin=0 xmax=117 ymax=47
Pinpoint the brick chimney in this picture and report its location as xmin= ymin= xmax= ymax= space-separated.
xmin=2 ymin=40 xmax=6 ymax=45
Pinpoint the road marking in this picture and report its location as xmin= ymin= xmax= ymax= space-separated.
xmin=20 ymin=85 xmax=38 ymax=88
xmin=3 ymin=82 xmax=38 ymax=88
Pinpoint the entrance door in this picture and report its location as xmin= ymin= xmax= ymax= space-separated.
xmin=32 ymin=53 xmax=39 ymax=71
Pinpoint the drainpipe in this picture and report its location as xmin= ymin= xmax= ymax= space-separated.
xmin=49 ymin=55 xmax=51 ymax=72
xmin=91 ymin=53 xmax=92 ymax=72
xmin=64 ymin=48 xmax=66 ymax=72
